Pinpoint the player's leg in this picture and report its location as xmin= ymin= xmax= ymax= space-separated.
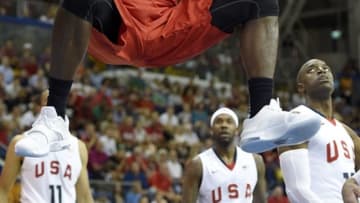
xmin=15 ymin=0 xmax=122 ymax=157
xmin=48 ymin=0 xmax=121 ymax=118
xmin=237 ymin=0 xmax=321 ymax=152
xmin=240 ymin=15 xmax=278 ymax=117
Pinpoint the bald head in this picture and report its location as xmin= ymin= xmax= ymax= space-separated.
xmin=296 ymin=58 xmax=334 ymax=100
xmin=296 ymin=59 xmax=327 ymax=83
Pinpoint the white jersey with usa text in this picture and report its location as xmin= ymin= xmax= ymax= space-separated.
xmin=20 ymin=136 xmax=82 ymax=203
xmin=296 ymin=107 xmax=355 ymax=203
xmin=197 ymin=146 xmax=257 ymax=203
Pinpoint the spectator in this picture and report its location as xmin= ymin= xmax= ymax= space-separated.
xmin=19 ymin=94 xmax=42 ymax=129
xmin=119 ymin=116 xmax=136 ymax=145
xmin=88 ymin=140 xmax=110 ymax=179
xmin=177 ymin=103 xmax=192 ymax=125
xmin=0 ymin=56 xmax=13 ymax=85
xmin=148 ymin=163 xmax=172 ymax=193
xmin=166 ymin=149 xmax=182 ymax=181
xmin=123 ymin=162 xmax=149 ymax=193
xmin=98 ymin=123 xmax=118 ymax=156
xmin=145 ymin=112 xmax=164 ymax=143
xmin=79 ymin=122 xmax=98 ymax=150
xmin=125 ymin=181 xmax=146 ymax=203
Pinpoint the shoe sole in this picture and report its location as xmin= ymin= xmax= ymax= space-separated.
xmin=240 ymin=117 xmax=321 ymax=153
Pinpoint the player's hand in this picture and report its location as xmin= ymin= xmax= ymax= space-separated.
xmin=342 ymin=178 xmax=360 ymax=203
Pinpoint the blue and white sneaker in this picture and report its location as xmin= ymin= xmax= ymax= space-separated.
xmin=240 ymin=99 xmax=321 ymax=153
xmin=15 ymin=106 xmax=71 ymax=157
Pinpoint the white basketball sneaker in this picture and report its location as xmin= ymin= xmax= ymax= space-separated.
xmin=240 ymin=99 xmax=321 ymax=153
xmin=15 ymin=106 xmax=71 ymax=157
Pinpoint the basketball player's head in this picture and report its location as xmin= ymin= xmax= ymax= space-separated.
xmin=296 ymin=59 xmax=334 ymax=100
xmin=210 ymin=107 xmax=239 ymax=147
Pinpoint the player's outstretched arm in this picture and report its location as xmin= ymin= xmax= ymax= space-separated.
xmin=0 ymin=135 xmax=23 ymax=203
xmin=278 ymin=143 xmax=323 ymax=203
xmin=181 ymin=157 xmax=202 ymax=203
xmin=253 ymin=154 xmax=267 ymax=203
xmin=76 ymin=140 xmax=94 ymax=203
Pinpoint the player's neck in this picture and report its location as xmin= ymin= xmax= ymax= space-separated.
xmin=213 ymin=145 xmax=236 ymax=162
xmin=307 ymin=99 xmax=333 ymax=119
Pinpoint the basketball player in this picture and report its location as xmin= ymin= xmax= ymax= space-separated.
xmin=0 ymin=92 xmax=94 ymax=203
xmin=182 ymin=107 xmax=267 ymax=203
xmin=15 ymin=0 xmax=322 ymax=156
xmin=278 ymin=59 xmax=360 ymax=203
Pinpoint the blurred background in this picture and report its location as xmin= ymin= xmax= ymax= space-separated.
xmin=0 ymin=0 xmax=359 ymax=203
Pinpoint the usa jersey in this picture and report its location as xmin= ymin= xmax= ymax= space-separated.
xmin=197 ymin=146 xmax=257 ymax=203
xmin=295 ymin=106 xmax=355 ymax=202
xmin=20 ymin=136 xmax=82 ymax=203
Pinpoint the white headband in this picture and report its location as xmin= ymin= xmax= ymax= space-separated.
xmin=210 ymin=107 xmax=239 ymax=127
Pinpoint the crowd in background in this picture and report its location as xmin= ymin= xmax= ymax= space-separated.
xmin=1 ymin=38 xmax=360 ymax=203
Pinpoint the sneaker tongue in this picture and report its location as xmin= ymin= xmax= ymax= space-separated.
xmin=269 ymin=98 xmax=282 ymax=110
xmin=41 ymin=106 xmax=58 ymax=118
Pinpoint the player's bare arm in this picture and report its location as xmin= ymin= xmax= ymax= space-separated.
xmin=75 ymin=140 xmax=94 ymax=203
xmin=341 ymin=123 xmax=360 ymax=203
xmin=181 ymin=156 xmax=202 ymax=203
xmin=0 ymin=135 xmax=23 ymax=202
xmin=342 ymin=124 xmax=360 ymax=170
xmin=253 ymin=154 xmax=266 ymax=203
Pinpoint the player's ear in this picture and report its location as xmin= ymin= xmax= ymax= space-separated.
xmin=297 ymin=82 xmax=305 ymax=95
xmin=209 ymin=128 xmax=214 ymax=136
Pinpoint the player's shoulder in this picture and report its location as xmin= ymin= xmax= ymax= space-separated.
xmin=198 ymin=148 xmax=212 ymax=156
xmin=75 ymin=138 xmax=88 ymax=164
xmin=252 ymin=153 xmax=264 ymax=165
xmin=68 ymin=135 xmax=85 ymax=150
xmin=340 ymin=122 xmax=360 ymax=141
xmin=9 ymin=134 xmax=25 ymax=145
xmin=340 ymin=122 xmax=355 ymax=132
xmin=185 ymin=155 xmax=203 ymax=177
xmin=76 ymin=138 xmax=88 ymax=153
xmin=7 ymin=134 xmax=25 ymax=152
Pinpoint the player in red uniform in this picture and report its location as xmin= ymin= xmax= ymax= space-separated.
xmin=15 ymin=0 xmax=322 ymax=156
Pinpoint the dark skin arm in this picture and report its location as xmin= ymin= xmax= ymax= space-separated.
xmin=342 ymin=124 xmax=360 ymax=170
xmin=341 ymin=123 xmax=360 ymax=203
xmin=0 ymin=135 xmax=23 ymax=203
xmin=75 ymin=140 xmax=94 ymax=203
xmin=253 ymin=154 xmax=267 ymax=203
xmin=181 ymin=157 xmax=202 ymax=203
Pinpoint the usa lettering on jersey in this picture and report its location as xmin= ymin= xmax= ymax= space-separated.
xmin=35 ymin=161 xmax=72 ymax=180
xmin=211 ymin=183 xmax=252 ymax=203
xmin=326 ymin=139 xmax=351 ymax=163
